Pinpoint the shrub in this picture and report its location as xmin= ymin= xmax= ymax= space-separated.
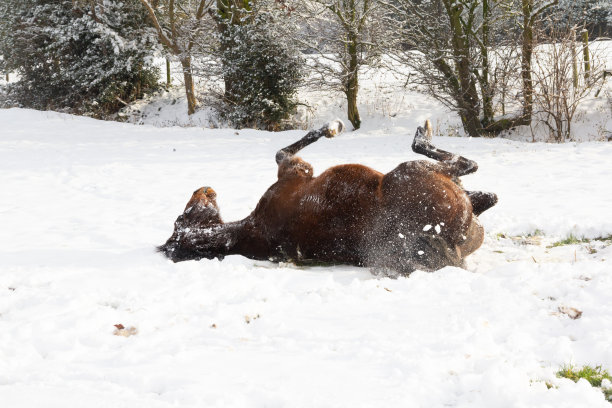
xmin=0 ymin=0 xmax=160 ymax=116
xmin=218 ymin=12 xmax=303 ymax=130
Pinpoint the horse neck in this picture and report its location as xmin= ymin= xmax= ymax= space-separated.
xmin=187 ymin=217 xmax=269 ymax=259
xmin=186 ymin=220 xmax=245 ymax=257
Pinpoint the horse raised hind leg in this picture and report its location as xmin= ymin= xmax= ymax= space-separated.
xmin=366 ymin=120 xmax=498 ymax=274
xmin=412 ymin=120 xmax=498 ymax=216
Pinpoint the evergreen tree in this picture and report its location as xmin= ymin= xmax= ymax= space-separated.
xmin=0 ymin=0 xmax=160 ymax=116
xmin=217 ymin=8 xmax=303 ymax=130
xmin=555 ymin=0 xmax=611 ymax=38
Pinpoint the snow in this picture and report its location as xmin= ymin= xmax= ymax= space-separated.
xmin=1 ymin=103 xmax=612 ymax=407
xmin=1 ymin=40 xmax=612 ymax=406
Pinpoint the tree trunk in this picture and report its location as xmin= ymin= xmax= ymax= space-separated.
xmin=345 ymin=81 xmax=361 ymax=130
xmin=166 ymin=57 xmax=171 ymax=88
xmin=521 ymin=0 xmax=534 ymax=123
xmin=459 ymin=107 xmax=483 ymax=137
xmin=445 ymin=0 xmax=482 ymax=137
xmin=571 ymin=28 xmax=579 ymax=88
xmin=216 ymin=20 xmax=234 ymax=102
xmin=581 ymin=29 xmax=590 ymax=79
xmin=480 ymin=0 xmax=494 ymax=128
xmin=180 ymin=57 xmax=197 ymax=115
xmin=345 ymin=32 xmax=361 ymax=130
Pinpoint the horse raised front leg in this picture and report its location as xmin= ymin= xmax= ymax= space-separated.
xmin=275 ymin=120 xmax=345 ymax=164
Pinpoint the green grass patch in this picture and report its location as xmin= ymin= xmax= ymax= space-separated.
xmin=556 ymin=364 xmax=612 ymax=387
xmin=495 ymin=229 xmax=543 ymax=239
xmin=526 ymin=229 xmax=545 ymax=237
xmin=548 ymin=234 xmax=612 ymax=248
xmin=549 ymin=234 xmax=588 ymax=248
xmin=597 ymin=234 xmax=612 ymax=243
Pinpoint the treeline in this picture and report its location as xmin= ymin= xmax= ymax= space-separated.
xmin=0 ymin=0 xmax=610 ymax=137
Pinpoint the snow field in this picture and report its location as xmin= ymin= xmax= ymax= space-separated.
xmin=1 ymin=108 xmax=612 ymax=407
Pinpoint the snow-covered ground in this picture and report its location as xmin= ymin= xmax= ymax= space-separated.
xmin=1 ymin=104 xmax=612 ymax=407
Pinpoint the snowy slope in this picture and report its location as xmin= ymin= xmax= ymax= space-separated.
xmin=1 ymin=108 xmax=612 ymax=407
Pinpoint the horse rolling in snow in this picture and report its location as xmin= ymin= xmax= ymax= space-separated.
xmin=159 ymin=120 xmax=497 ymax=275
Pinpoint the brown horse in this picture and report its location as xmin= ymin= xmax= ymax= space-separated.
xmin=159 ymin=120 xmax=497 ymax=275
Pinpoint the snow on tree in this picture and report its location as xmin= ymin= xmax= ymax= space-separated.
xmin=0 ymin=0 xmax=160 ymax=116
xmin=382 ymin=0 xmax=561 ymax=137
xmin=215 ymin=6 xmax=303 ymax=130
xmin=138 ymin=0 xmax=216 ymax=115
xmin=294 ymin=0 xmax=387 ymax=130
xmin=555 ymin=0 xmax=612 ymax=38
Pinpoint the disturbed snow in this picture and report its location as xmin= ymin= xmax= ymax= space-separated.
xmin=1 ymin=108 xmax=612 ymax=407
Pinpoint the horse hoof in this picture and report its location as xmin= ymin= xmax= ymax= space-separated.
xmin=424 ymin=119 xmax=433 ymax=142
xmin=324 ymin=119 xmax=345 ymax=138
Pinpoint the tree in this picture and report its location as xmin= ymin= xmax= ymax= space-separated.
xmin=518 ymin=0 xmax=559 ymax=124
xmin=383 ymin=0 xmax=559 ymax=136
xmin=138 ymin=0 xmax=216 ymax=115
xmin=215 ymin=0 xmax=253 ymax=104
xmin=0 ymin=0 xmax=160 ymax=115
xmin=531 ymin=24 xmax=603 ymax=141
xmin=528 ymin=15 xmax=606 ymax=142
xmin=217 ymin=11 xmax=303 ymax=129
xmin=188 ymin=1 xmax=303 ymax=129
xmin=296 ymin=0 xmax=386 ymax=130
xmin=385 ymin=0 xmax=510 ymax=136
xmin=555 ymin=0 xmax=612 ymax=39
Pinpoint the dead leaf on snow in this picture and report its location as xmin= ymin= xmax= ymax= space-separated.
xmin=113 ymin=324 xmax=138 ymax=337
xmin=245 ymin=314 xmax=260 ymax=324
xmin=558 ymin=306 xmax=582 ymax=320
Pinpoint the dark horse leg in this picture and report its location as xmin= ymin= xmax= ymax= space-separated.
xmin=412 ymin=120 xmax=497 ymax=213
xmin=275 ymin=120 xmax=345 ymax=164
xmin=465 ymin=191 xmax=498 ymax=216
xmin=412 ymin=120 xmax=478 ymax=177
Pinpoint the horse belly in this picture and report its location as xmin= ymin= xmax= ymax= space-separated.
xmin=288 ymin=167 xmax=382 ymax=264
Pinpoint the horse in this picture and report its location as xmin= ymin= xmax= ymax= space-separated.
xmin=159 ymin=120 xmax=497 ymax=275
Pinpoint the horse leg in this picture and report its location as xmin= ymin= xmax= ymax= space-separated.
xmin=412 ymin=120 xmax=498 ymax=215
xmin=465 ymin=190 xmax=498 ymax=216
xmin=411 ymin=120 xmax=478 ymax=177
xmin=275 ymin=120 xmax=344 ymax=164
